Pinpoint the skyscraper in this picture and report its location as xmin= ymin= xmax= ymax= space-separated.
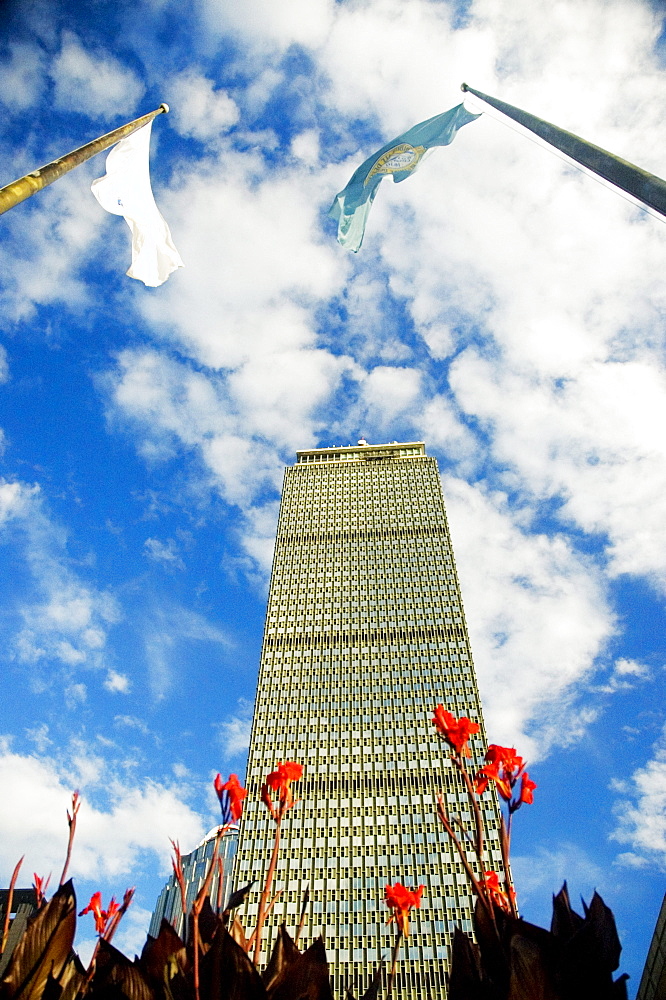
xmin=235 ymin=441 xmax=501 ymax=998
xmin=149 ymin=827 xmax=238 ymax=939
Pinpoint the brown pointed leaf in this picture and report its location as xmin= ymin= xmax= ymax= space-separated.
xmin=227 ymin=917 xmax=248 ymax=953
xmin=138 ymin=920 xmax=187 ymax=986
xmin=584 ymin=892 xmax=622 ymax=973
xmin=267 ymin=937 xmax=333 ymax=1000
xmin=197 ymin=897 xmax=220 ymax=948
xmin=507 ymin=928 xmax=560 ymax=1000
xmin=611 ymin=973 xmax=629 ymax=999
xmin=223 ymin=883 xmax=255 ymax=916
xmin=557 ymin=892 xmax=624 ymax=994
xmin=93 ymin=939 xmax=154 ymax=1000
xmin=42 ymin=951 xmax=86 ymax=1000
xmin=199 ymin=923 xmax=266 ymax=1000
xmin=551 ymin=883 xmax=584 ymax=941
xmin=54 ymin=953 xmax=86 ymax=1000
xmin=447 ymin=928 xmax=485 ymax=1000
xmin=472 ymin=897 xmax=511 ymax=994
xmin=262 ymin=926 xmax=300 ymax=992
xmin=1 ymin=881 xmax=76 ymax=1000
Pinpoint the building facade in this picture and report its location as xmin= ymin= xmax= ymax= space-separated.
xmin=149 ymin=826 xmax=238 ymax=939
xmin=0 ymin=889 xmax=38 ymax=976
xmin=637 ymin=892 xmax=666 ymax=1000
xmin=235 ymin=441 xmax=501 ymax=998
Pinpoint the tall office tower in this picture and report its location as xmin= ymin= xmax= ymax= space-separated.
xmin=149 ymin=827 xmax=238 ymax=938
xmin=235 ymin=441 xmax=502 ymax=998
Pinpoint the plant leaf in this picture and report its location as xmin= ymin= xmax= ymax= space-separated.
xmin=138 ymin=920 xmax=187 ymax=987
xmin=447 ymin=928 xmax=484 ymax=1000
xmin=262 ymin=926 xmax=300 ymax=992
xmin=507 ymin=928 xmax=560 ymax=1000
xmin=584 ymin=892 xmax=622 ymax=973
xmin=93 ymin=939 xmax=154 ymax=1000
xmin=550 ymin=884 xmax=584 ymax=941
xmin=267 ymin=937 xmax=333 ymax=1000
xmin=472 ymin=897 xmax=511 ymax=995
xmin=199 ymin=923 xmax=266 ymax=1000
xmin=227 ymin=918 xmax=248 ymax=953
xmin=197 ymin=898 xmax=220 ymax=949
xmin=223 ymin=884 xmax=255 ymax=916
xmin=1 ymin=881 xmax=76 ymax=1000
xmin=55 ymin=953 xmax=86 ymax=1000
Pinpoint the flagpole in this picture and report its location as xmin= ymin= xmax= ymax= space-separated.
xmin=0 ymin=103 xmax=169 ymax=217
xmin=460 ymin=83 xmax=666 ymax=221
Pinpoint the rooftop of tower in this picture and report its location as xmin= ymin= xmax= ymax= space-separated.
xmin=295 ymin=440 xmax=425 ymax=464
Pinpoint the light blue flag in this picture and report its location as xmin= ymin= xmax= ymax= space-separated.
xmin=328 ymin=103 xmax=480 ymax=252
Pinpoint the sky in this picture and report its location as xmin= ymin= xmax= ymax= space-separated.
xmin=0 ymin=0 xmax=665 ymax=989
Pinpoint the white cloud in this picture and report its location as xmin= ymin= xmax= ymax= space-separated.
xmin=198 ymin=0 xmax=334 ymax=50
xmin=0 ymin=42 xmax=46 ymax=110
xmin=218 ymin=698 xmax=253 ymax=758
xmin=139 ymin=601 xmax=230 ymax=700
xmin=0 ymin=167 xmax=103 ymax=324
xmin=511 ymin=841 xmax=606 ymax=906
xmin=137 ymin=152 xmax=344 ymax=370
xmin=361 ymin=366 xmax=422 ymax=428
xmin=450 ymin=353 xmax=666 ymax=593
xmin=0 ymin=478 xmax=121 ymax=674
xmin=114 ymin=715 xmax=149 ymax=734
xmin=291 ymin=130 xmax=320 ymax=167
xmin=612 ymin=731 xmax=666 ymax=869
xmin=442 ymin=476 xmax=614 ymax=759
xmin=0 ymin=744 xmax=206 ymax=885
xmin=104 ymin=670 xmax=131 ymax=694
xmin=143 ymin=536 xmax=186 ymax=571
xmin=593 ymin=658 xmax=651 ymax=695
xmin=26 ymin=723 xmax=52 ymax=754
xmin=51 ymin=32 xmax=144 ymax=117
xmin=105 ymin=345 xmax=349 ymax=579
xmin=168 ymin=70 xmax=239 ymax=142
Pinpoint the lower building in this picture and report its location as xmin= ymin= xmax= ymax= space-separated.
xmin=149 ymin=826 xmax=238 ymax=938
xmin=0 ymin=889 xmax=38 ymax=975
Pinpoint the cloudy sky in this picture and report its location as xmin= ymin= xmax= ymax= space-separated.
xmin=1 ymin=0 xmax=665 ymax=986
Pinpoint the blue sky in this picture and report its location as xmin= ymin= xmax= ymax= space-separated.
xmin=0 ymin=0 xmax=665 ymax=988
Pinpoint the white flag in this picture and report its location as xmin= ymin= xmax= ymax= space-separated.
xmin=91 ymin=122 xmax=183 ymax=287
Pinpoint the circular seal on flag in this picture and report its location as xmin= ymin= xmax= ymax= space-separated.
xmin=364 ymin=143 xmax=427 ymax=185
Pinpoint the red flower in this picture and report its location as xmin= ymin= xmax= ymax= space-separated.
xmin=474 ymin=761 xmax=512 ymax=800
xmin=32 ymin=873 xmax=50 ymax=908
xmin=474 ymin=744 xmax=536 ymax=812
xmin=481 ymin=871 xmax=515 ymax=913
xmin=214 ymin=772 xmax=247 ymax=822
xmin=485 ymin=744 xmax=524 ymax=771
xmin=519 ymin=771 xmax=537 ymax=805
xmin=261 ymin=761 xmax=303 ymax=819
xmin=431 ymin=706 xmax=479 ymax=756
xmin=79 ymin=891 xmax=117 ymax=936
xmin=384 ymin=882 xmax=424 ymax=936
